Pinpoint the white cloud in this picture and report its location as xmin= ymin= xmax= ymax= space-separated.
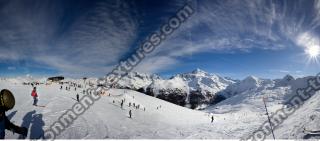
xmin=7 ymin=66 xmax=16 ymax=70
xmin=0 ymin=0 xmax=138 ymax=77
xmin=296 ymin=32 xmax=320 ymax=49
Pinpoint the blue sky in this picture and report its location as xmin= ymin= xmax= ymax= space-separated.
xmin=0 ymin=0 xmax=320 ymax=79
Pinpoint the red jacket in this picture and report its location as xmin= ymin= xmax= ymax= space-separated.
xmin=31 ymin=90 xmax=38 ymax=97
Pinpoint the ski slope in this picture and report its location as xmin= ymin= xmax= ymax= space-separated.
xmin=0 ymin=80 xmax=211 ymax=139
xmin=1 ymin=78 xmax=319 ymax=139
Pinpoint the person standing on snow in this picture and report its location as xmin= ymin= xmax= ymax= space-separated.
xmin=211 ymin=115 xmax=214 ymax=123
xmin=120 ymin=100 xmax=124 ymax=109
xmin=31 ymin=87 xmax=38 ymax=106
xmin=76 ymin=94 xmax=79 ymax=102
xmin=129 ymin=110 xmax=132 ymax=118
xmin=0 ymin=89 xmax=28 ymax=139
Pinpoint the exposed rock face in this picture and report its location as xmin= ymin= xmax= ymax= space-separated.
xmin=113 ymin=69 xmax=236 ymax=109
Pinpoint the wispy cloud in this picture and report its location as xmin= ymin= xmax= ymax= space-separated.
xmin=0 ymin=0 xmax=138 ymax=77
xmin=1 ymin=0 xmax=320 ymax=77
xmin=136 ymin=0 xmax=320 ymax=73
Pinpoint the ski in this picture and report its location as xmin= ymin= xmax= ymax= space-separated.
xmin=34 ymin=105 xmax=46 ymax=108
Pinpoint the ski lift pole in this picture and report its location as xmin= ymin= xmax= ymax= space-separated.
xmin=263 ymin=97 xmax=276 ymax=140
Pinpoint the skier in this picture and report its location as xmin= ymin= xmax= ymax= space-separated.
xmin=211 ymin=115 xmax=214 ymax=123
xmin=129 ymin=102 xmax=131 ymax=107
xmin=76 ymin=94 xmax=79 ymax=102
xmin=0 ymin=89 xmax=28 ymax=139
xmin=60 ymin=85 xmax=63 ymax=90
xmin=143 ymin=107 xmax=146 ymax=111
xmin=120 ymin=100 xmax=124 ymax=109
xmin=31 ymin=87 xmax=38 ymax=106
xmin=129 ymin=110 xmax=132 ymax=118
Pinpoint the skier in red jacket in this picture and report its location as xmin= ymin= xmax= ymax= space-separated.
xmin=31 ymin=87 xmax=38 ymax=106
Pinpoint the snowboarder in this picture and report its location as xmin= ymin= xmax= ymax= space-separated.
xmin=76 ymin=94 xmax=79 ymax=102
xmin=211 ymin=115 xmax=214 ymax=123
xmin=0 ymin=89 xmax=28 ymax=139
xmin=129 ymin=110 xmax=132 ymax=118
xmin=31 ymin=87 xmax=38 ymax=106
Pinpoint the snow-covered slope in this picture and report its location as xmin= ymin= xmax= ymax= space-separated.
xmin=114 ymin=72 xmax=161 ymax=90
xmin=0 ymin=78 xmax=214 ymax=139
xmin=205 ymin=74 xmax=320 ymax=139
xmin=173 ymin=68 xmax=235 ymax=94
xmin=1 ymin=74 xmax=319 ymax=139
xmin=148 ymin=77 xmax=189 ymax=95
xmin=220 ymin=75 xmax=274 ymax=98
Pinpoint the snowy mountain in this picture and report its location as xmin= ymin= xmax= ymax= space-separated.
xmin=173 ymin=68 xmax=235 ymax=94
xmin=205 ymin=74 xmax=320 ymax=139
xmin=117 ymin=69 xmax=237 ymax=109
xmin=145 ymin=77 xmax=189 ymax=106
xmin=114 ymin=72 xmax=161 ymax=90
xmin=219 ymin=75 xmax=274 ymax=98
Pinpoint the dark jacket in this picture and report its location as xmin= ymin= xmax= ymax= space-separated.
xmin=0 ymin=110 xmax=25 ymax=139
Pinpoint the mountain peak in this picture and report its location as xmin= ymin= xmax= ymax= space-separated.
xmin=244 ymin=75 xmax=259 ymax=81
xmin=283 ymin=74 xmax=295 ymax=81
xmin=192 ymin=68 xmax=207 ymax=74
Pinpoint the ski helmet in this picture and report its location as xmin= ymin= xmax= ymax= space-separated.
xmin=0 ymin=89 xmax=15 ymax=111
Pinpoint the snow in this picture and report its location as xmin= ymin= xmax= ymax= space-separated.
xmin=149 ymin=77 xmax=189 ymax=96
xmin=116 ymin=72 xmax=161 ymax=90
xmin=173 ymin=68 xmax=235 ymax=94
xmin=1 ymin=74 xmax=319 ymax=139
xmin=0 ymin=79 xmax=211 ymax=139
